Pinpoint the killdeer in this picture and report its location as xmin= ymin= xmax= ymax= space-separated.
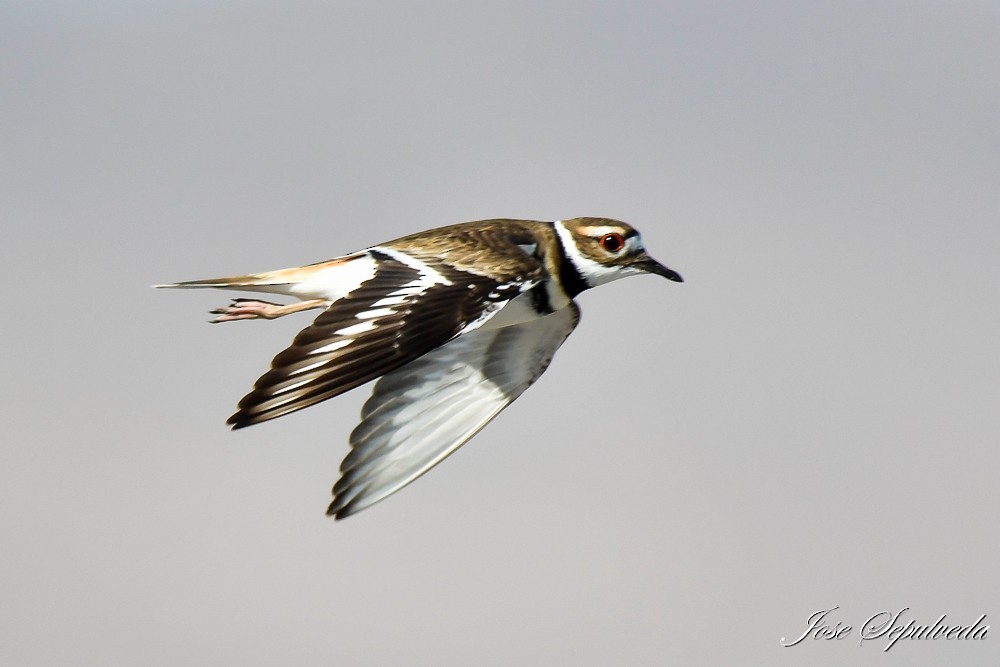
xmin=158 ymin=217 xmax=682 ymax=518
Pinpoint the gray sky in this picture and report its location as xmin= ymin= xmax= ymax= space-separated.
xmin=2 ymin=2 xmax=998 ymax=665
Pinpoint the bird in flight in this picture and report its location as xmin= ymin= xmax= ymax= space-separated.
xmin=158 ymin=217 xmax=682 ymax=518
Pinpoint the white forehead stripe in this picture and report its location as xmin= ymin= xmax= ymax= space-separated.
xmin=579 ymin=225 xmax=621 ymax=237
xmin=554 ymin=220 xmax=634 ymax=287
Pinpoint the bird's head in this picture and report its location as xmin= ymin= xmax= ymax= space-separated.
xmin=556 ymin=217 xmax=683 ymax=288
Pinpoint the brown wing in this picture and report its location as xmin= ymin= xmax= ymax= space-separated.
xmin=227 ymin=239 xmax=544 ymax=428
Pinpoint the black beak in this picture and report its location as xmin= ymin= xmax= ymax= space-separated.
xmin=639 ymin=256 xmax=683 ymax=282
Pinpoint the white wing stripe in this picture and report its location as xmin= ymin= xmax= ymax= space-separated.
xmin=370 ymin=295 xmax=411 ymax=307
xmin=356 ymin=308 xmax=397 ymax=319
xmin=334 ymin=321 xmax=377 ymax=336
xmin=370 ymin=245 xmax=454 ymax=287
xmin=272 ymin=378 xmax=312 ymax=395
xmin=290 ymin=358 xmax=331 ymax=376
xmin=311 ymin=339 xmax=353 ymax=355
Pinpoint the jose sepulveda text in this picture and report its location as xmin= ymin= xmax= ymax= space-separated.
xmin=780 ymin=607 xmax=989 ymax=652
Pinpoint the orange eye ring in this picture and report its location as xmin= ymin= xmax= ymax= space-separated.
xmin=599 ymin=233 xmax=626 ymax=253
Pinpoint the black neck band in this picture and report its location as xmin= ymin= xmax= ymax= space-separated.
xmin=553 ymin=238 xmax=590 ymax=299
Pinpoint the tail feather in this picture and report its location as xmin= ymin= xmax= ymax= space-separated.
xmin=154 ymin=275 xmax=265 ymax=290
xmin=154 ymin=253 xmax=371 ymax=299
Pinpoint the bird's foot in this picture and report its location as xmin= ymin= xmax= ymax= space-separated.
xmin=209 ymin=298 xmax=326 ymax=323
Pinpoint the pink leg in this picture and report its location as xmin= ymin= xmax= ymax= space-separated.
xmin=209 ymin=298 xmax=327 ymax=323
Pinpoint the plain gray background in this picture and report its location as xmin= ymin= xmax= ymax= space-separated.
xmin=2 ymin=2 xmax=997 ymax=665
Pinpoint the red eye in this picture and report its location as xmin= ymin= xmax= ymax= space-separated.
xmin=599 ymin=233 xmax=625 ymax=253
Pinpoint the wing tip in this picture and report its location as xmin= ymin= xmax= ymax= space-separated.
xmin=327 ymin=478 xmax=379 ymax=520
xmin=326 ymin=498 xmax=354 ymax=520
xmin=226 ymin=412 xmax=256 ymax=430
